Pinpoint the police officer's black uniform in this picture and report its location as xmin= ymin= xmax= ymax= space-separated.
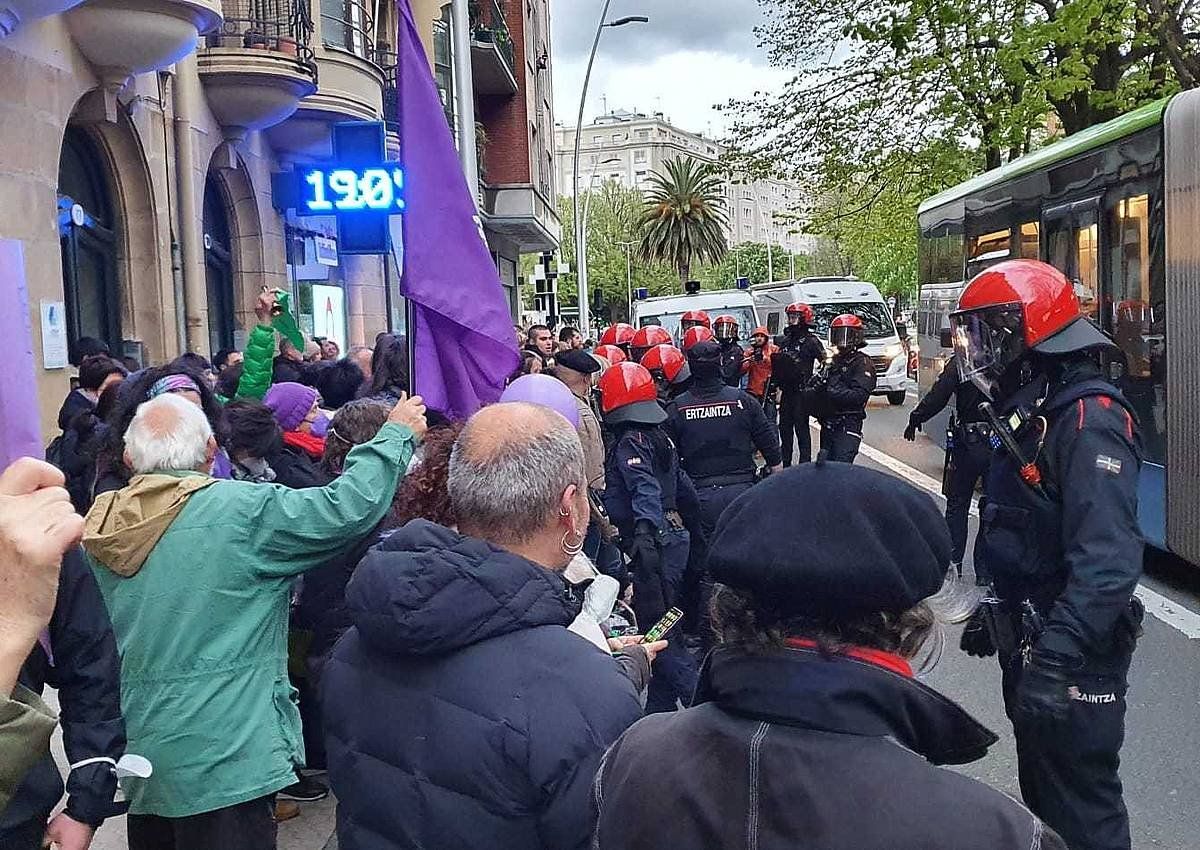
xmin=954 ymin=260 xmax=1144 ymax=850
xmin=772 ymin=326 xmax=826 ymax=465
xmin=812 ymin=349 xmax=875 ymax=463
xmin=667 ymin=342 xmax=783 ymax=537
xmin=717 ymin=341 xmax=742 ymax=388
xmin=906 ymin=353 xmax=991 ymax=575
xmin=969 ymin=359 xmax=1143 ymax=850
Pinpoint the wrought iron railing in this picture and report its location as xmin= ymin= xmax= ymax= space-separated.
xmin=205 ymin=0 xmax=317 ymax=69
xmin=320 ymin=0 xmax=374 ymax=61
xmin=472 ymin=0 xmax=515 ymax=75
xmin=378 ymin=49 xmax=398 ymax=133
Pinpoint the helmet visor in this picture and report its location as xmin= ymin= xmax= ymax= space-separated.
xmin=830 ymin=325 xmax=859 ymax=349
xmin=950 ymin=303 xmax=1025 ymax=399
xmin=681 ymin=318 xmax=704 ymax=331
xmin=714 ymin=323 xmax=738 ymax=341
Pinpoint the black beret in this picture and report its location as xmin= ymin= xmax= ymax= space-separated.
xmin=686 ymin=340 xmax=722 ymax=365
xmin=556 ymin=349 xmax=603 ymax=374
xmin=708 ymin=463 xmax=950 ymax=616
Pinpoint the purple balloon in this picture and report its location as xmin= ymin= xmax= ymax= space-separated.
xmin=500 ymin=374 xmax=581 ymax=428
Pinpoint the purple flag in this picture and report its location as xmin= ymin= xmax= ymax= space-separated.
xmin=395 ymin=0 xmax=518 ymax=420
xmin=0 ymin=239 xmax=45 ymax=469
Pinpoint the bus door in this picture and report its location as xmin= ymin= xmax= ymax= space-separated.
xmin=1043 ymin=196 xmax=1102 ymax=323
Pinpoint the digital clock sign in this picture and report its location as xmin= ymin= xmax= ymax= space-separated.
xmin=301 ymin=167 xmax=406 ymax=214
xmin=271 ymin=121 xmax=401 ymax=255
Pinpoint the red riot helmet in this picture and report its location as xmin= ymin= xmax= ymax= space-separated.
xmin=640 ymin=343 xmax=691 ymax=386
xmin=713 ymin=315 xmax=740 ymax=343
xmin=593 ymin=344 xmax=628 ymax=366
xmin=830 ymin=314 xmax=865 ymax=351
xmin=682 ymin=326 xmax=716 ymax=352
xmin=598 ymin=362 xmax=667 ymax=425
xmin=630 ymin=325 xmax=674 ymax=362
xmin=950 ymin=259 xmax=1113 ymax=399
xmin=785 ymin=302 xmax=814 ymax=327
xmin=680 ymin=310 xmax=711 ymax=331
xmin=599 ymin=323 xmax=636 ymax=348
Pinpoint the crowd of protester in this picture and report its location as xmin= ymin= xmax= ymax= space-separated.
xmin=0 ymin=302 xmax=1069 ymax=850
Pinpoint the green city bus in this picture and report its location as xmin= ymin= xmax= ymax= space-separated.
xmin=917 ymin=89 xmax=1200 ymax=566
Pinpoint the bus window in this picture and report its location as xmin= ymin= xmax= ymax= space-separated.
xmin=1108 ymin=193 xmax=1165 ymax=462
xmin=766 ymin=311 xmax=781 ymax=335
xmin=967 ymin=228 xmax=1011 ymax=261
xmin=1019 ymin=222 xmax=1039 ymax=258
xmin=1076 ymin=219 xmax=1100 ymax=321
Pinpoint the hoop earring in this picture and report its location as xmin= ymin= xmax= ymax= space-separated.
xmin=561 ymin=528 xmax=585 ymax=557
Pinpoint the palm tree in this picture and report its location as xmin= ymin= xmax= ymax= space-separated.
xmin=637 ymin=157 xmax=729 ymax=283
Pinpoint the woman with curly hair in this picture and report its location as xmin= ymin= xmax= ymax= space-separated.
xmin=385 ymin=420 xmax=463 ymax=531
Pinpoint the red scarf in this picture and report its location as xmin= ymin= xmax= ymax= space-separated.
xmin=283 ymin=429 xmax=327 ymax=459
xmin=785 ymin=637 xmax=913 ymax=678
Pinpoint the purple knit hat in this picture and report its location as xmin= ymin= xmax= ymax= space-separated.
xmin=263 ymin=382 xmax=319 ymax=432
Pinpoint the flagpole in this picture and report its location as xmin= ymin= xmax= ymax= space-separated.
xmin=450 ymin=0 xmax=479 ymax=197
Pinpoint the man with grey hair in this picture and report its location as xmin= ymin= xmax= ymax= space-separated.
xmin=323 ymin=402 xmax=646 ymax=850
xmin=82 ymin=391 xmax=427 ymax=850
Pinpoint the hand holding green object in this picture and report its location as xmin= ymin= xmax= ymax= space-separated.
xmin=258 ymin=286 xmax=305 ymax=351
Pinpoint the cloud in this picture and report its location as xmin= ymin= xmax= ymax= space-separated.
xmin=550 ymin=0 xmax=767 ymax=64
xmin=553 ymin=50 xmax=791 ymax=138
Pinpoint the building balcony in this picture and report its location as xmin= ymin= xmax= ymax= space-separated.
xmin=66 ymin=0 xmax=223 ymax=112
xmin=481 ymin=182 xmax=561 ymax=253
xmin=0 ymin=0 xmax=87 ymax=37
xmin=470 ymin=0 xmax=516 ymax=96
xmin=198 ymin=1 xmax=319 ymax=145
xmin=265 ymin=0 xmax=383 ymax=160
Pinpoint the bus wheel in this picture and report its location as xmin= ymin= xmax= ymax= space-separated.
xmin=887 ymin=391 xmax=907 ymax=406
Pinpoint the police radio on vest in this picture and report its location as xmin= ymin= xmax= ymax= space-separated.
xmin=301 ymin=167 xmax=406 ymax=214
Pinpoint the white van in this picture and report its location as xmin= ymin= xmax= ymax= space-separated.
xmin=753 ymin=278 xmax=909 ymax=405
xmin=630 ymin=289 xmax=761 ymax=342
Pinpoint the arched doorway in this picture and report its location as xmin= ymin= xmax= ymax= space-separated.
xmin=58 ymin=126 xmax=119 ymax=362
xmin=203 ymin=177 xmax=235 ymax=355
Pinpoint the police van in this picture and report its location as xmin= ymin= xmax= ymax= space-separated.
xmin=753 ymin=278 xmax=909 ymax=405
xmin=631 ymin=288 xmax=761 ymax=342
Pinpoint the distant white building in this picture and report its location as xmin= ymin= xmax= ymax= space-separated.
xmin=556 ymin=109 xmax=818 ymax=256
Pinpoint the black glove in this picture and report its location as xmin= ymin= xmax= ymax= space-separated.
xmin=959 ymin=607 xmax=996 ymax=657
xmin=1015 ymin=657 xmax=1074 ymax=724
xmin=903 ymin=419 xmax=920 ymax=441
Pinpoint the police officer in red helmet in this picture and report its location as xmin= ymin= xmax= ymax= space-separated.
xmin=807 ymin=313 xmax=875 ymax=463
xmin=952 ymin=259 xmax=1144 ymax=850
xmin=599 ymin=363 xmax=702 ymax=714
xmin=772 ymin=302 xmax=827 ymax=465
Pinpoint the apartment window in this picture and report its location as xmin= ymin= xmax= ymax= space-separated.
xmin=637 ymin=130 xmax=649 ymax=140
xmin=592 ymin=135 xmax=602 ymax=145
xmin=589 ymin=154 xmax=597 ymax=165
xmin=743 ymin=207 xmax=753 ymax=218
xmin=612 ymin=133 xmax=622 ymax=142
xmin=321 ymin=0 xmax=371 ymax=58
xmin=635 ymin=170 xmax=648 ymax=182
xmin=432 ymin=8 xmax=456 ymax=136
xmin=634 ymin=149 xmax=647 ymax=163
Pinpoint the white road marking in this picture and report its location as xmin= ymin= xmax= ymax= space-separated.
xmin=856 ymin=436 xmax=1200 ymax=639
xmin=1133 ymin=585 xmax=1200 ymax=640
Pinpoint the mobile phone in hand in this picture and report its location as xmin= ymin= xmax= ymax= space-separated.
xmin=641 ymin=608 xmax=684 ymax=644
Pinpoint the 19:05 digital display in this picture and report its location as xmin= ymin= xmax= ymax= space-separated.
xmin=302 ymin=167 xmax=406 ymax=214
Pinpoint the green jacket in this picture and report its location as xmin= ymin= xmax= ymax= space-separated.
xmin=83 ymin=423 xmax=416 ymax=817
xmin=236 ymin=323 xmax=276 ymax=401
xmin=0 ymin=686 xmax=56 ymax=812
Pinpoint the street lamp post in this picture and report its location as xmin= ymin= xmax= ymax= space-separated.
xmin=617 ymin=240 xmax=636 ymax=319
xmin=572 ymin=7 xmax=648 ymax=340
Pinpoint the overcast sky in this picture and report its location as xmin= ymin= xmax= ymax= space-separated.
xmin=550 ymin=0 xmax=790 ymax=139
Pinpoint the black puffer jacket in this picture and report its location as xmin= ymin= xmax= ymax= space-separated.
xmin=593 ymin=645 xmax=1066 ymax=850
xmin=323 ymin=520 xmax=644 ymax=850
xmin=0 ymin=549 xmax=126 ymax=834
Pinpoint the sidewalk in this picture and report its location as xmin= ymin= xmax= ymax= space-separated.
xmin=43 ymin=691 xmax=338 ymax=850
